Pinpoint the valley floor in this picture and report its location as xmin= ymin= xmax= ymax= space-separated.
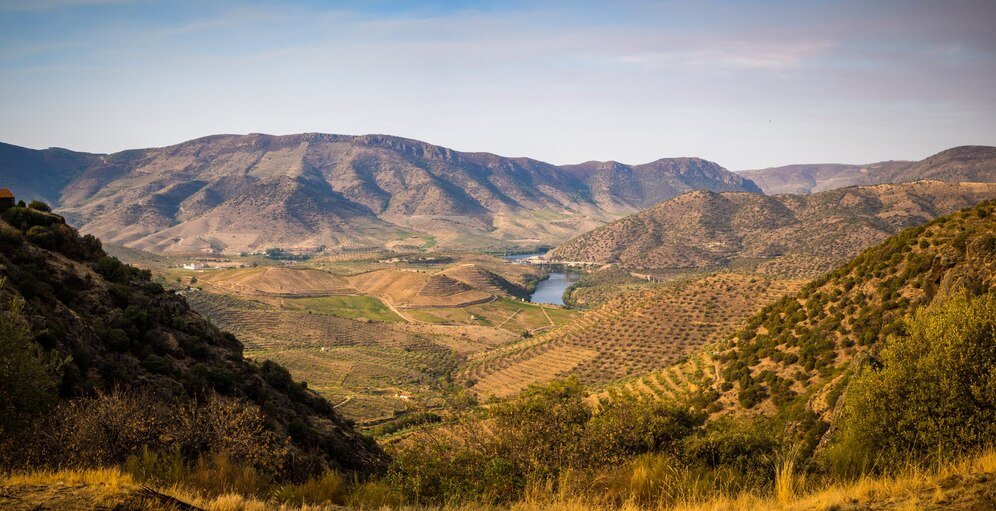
xmin=3 ymin=451 xmax=996 ymax=511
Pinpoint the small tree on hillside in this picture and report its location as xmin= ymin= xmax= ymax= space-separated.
xmin=829 ymin=291 xmax=996 ymax=472
xmin=0 ymin=279 xmax=59 ymax=440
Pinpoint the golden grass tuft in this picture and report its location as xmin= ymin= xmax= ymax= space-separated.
xmin=3 ymin=448 xmax=996 ymax=510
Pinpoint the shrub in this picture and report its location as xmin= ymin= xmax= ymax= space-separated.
xmin=21 ymin=391 xmax=292 ymax=479
xmin=0 ymin=225 xmax=23 ymax=249
xmin=27 ymin=200 xmax=51 ymax=212
xmin=94 ymin=256 xmax=130 ymax=283
xmin=584 ymin=395 xmax=703 ymax=465
xmin=827 ymin=292 xmax=996 ymax=472
xmin=0 ymin=288 xmax=59 ymax=442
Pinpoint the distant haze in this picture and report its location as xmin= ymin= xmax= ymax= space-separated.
xmin=1 ymin=0 xmax=994 ymax=169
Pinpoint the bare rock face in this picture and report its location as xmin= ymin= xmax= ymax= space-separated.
xmin=0 ymin=133 xmax=761 ymax=254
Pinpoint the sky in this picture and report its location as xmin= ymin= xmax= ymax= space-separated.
xmin=1 ymin=0 xmax=994 ymax=170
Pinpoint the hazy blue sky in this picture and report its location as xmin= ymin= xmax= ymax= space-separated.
xmin=1 ymin=0 xmax=994 ymax=169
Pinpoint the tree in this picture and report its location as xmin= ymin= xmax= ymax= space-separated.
xmin=830 ymin=291 xmax=996 ymax=471
xmin=27 ymin=200 xmax=51 ymax=212
xmin=0 ymin=279 xmax=59 ymax=437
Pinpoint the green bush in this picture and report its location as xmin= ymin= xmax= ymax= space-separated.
xmin=0 ymin=286 xmax=59 ymax=440
xmin=27 ymin=200 xmax=51 ymax=212
xmin=584 ymin=394 xmax=703 ymax=465
xmin=827 ymin=292 xmax=996 ymax=472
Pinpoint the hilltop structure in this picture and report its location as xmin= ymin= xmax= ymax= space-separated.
xmin=0 ymin=188 xmax=14 ymax=211
xmin=0 ymin=188 xmax=16 ymax=212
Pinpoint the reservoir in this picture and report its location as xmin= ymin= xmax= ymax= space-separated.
xmin=502 ymin=252 xmax=581 ymax=306
xmin=529 ymin=270 xmax=581 ymax=306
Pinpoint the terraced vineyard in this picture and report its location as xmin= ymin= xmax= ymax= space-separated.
xmin=442 ymin=263 xmax=530 ymax=298
xmin=588 ymin=352 xmax=719 ymax=407
xmin=462 ymin=273 xmax=803 ymax=398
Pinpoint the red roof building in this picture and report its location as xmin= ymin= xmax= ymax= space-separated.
xmin=0 ymin=188 xmax=15 ymax=211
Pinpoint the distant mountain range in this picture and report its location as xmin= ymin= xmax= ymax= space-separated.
xmin=740 ymin=146 xmax=996 ymax=195
xmin=0 ymin=134 xmax=759 ymax=254
xmin=549 ymin=146 xmax=996 ymax=278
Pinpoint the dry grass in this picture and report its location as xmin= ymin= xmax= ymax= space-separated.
xmin=3 ymin=450 xmax=996 ymax=510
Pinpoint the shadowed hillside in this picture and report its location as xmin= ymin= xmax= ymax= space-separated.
xmin=0 ymin=202 xmax=386 ymax=476
xmin=0 ymin=142 xmax=100 ymax=204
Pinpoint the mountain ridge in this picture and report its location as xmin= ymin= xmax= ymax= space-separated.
xmin=0 ymin=133 xmax=761 ymax=254
xmin=740 ymin=145 xmax=995 ymax=195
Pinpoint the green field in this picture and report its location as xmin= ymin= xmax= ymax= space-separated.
xmin=404 ymin=298 xmax=578 ymax=333
xmin=283 ymin=295 xmax=404 ymax=322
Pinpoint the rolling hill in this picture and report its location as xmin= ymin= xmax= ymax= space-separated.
xmin=548 ymin=180 xmax=996 ymax=278
xmin=0 ymin=133 xmax=760 ymax=254
xmin=740 ymin=145 xmax=995 ymax=195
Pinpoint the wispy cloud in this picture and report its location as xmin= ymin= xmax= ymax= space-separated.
xmin=0 ymin=0 xmax=993 ymax=169
xmin=0 ymin=0 xmax=130 ymax=11
xmin=612 ymin=39 xmax=835 ymax=70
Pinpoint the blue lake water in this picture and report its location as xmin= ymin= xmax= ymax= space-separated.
xmin=529 ymin=271 xmax=581 ymax=306
xmin=502 ymin=252 xmax=580 ymax=306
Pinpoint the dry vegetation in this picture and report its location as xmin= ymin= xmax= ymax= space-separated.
xmin=4 ymin=449 xmax=996 ymax=511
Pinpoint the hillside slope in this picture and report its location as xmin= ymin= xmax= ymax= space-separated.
xmin=0 ymin=134 xmax=760 ymax=254
xmin=549 ymin=181 xmax=996 ymax=278
xmin=0 ymin=142 xmax=100 ymax=204
xmin=873 ymin=145 xmax=996 ymax=184
xmin=0 ymin=204 xmax=386 ymax=474
xmin=462 ymin=273 xmax=803 ymax=398
xmin=696 ymin=200 xmax=996 ymax=443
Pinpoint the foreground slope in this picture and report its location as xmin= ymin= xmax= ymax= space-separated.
xmin=549 ymin=180 xmax=996 ymax=278
xmin=0 ymin=134 xmax=760 ymax=253
xmin=5 ymin=448 xmax=996 ymax=510
xmin=0 ymin=204 xmax=385 ymax=473
xmin=686 ymin=200 xmax=996 ymax=448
